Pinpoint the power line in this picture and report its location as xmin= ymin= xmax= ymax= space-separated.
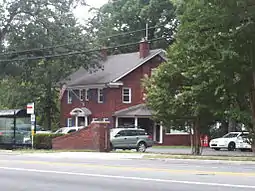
xmin=0 ymin=37 xmax=166 ymax=62
xmin=0 ymin=25 xmax=166 ymax=56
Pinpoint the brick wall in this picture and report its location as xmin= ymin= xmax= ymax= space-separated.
xmin=52 ymin=122 xmax=111 ymax=152
xmin=60 ymin=55 xmax=164 ymax=127
xmin=162 ymin=134 xmax=191 ymax=146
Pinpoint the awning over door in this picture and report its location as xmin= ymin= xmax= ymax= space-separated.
xmin=70 ymin=107 xmax=92 ymax=116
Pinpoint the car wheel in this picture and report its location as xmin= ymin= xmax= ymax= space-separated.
xmin=214 ymin=148 xmax=220 ymax=151
xmin=136 ymin=142 xmax=147 ymax=152
xmin=228 ymin=142 xmax=236 ymax=151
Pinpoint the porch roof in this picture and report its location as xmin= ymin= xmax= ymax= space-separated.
xmin=70 ymin=107 xmax=92 ymax=116
xmin=113 ymin=104 xmax=152 ymax=117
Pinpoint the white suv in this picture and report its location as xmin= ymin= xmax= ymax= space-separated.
xmin=209 ymin=132 xmax=249 ymax=151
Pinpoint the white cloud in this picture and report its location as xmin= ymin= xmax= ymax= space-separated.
xmin=74 ymin=0 xmax=108 ymax=23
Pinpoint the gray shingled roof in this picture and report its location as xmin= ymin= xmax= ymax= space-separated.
xmin=65 ymin=49 xmax=164 ymax=87
xmin=113 ymin=104 xmax=152 ymax=117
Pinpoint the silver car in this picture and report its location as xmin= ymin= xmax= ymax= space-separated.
xmin=110 ymin=128 xmax=154 ymax=152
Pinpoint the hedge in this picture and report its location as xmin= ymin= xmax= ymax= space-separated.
xmin=33 ymin=133 xmax=64 ymax=149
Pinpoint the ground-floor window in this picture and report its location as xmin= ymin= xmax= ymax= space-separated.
xmin=67 ymin=118 xmax=73 ymax=127
xmin=118 ymin=118 xmax=135 ymax=127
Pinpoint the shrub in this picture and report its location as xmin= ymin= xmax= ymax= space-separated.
xmin=33 ymin=133 xmax=64 ymax=149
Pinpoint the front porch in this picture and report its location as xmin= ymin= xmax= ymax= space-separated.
xmin=113 ymin=104 xmax=163 ymax=144
xmin=69 ymin=107 xmax=92 ymax=127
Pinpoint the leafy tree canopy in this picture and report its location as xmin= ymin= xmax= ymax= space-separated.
xmin=144 ymin=0 xmax=255 ymax=149
xmin=87 ymin=0 xmax=177 ymax=53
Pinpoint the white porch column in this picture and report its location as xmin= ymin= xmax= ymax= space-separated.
xmin=85 ymin=116 xmax=88 ymax=126
xmin=134 ymin=117 xmax=138 ymax=129
xmin=75 ymin=116 xmax=78 ymax=127
xmin=153 ymin=123 xmax=156 ymax=141
xmin=115 ymin=117 xmax=119 ymax=128
xmin=159 ymin=122 xmax=163 ymax=144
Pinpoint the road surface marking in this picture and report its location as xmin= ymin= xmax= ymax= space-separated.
xmin=0 ymin=159 xmax=254 ymax=177
xmin=0 ymin=166 xmax=254 ymax=189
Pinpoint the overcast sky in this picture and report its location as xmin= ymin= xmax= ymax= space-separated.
xmin=74 ymin=0 xmax=108 ymax=22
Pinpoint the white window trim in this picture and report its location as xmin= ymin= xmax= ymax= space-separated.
xmin=85 ymin=89 xmax=89 ymax=101
xmin=67 ymin=118 xmax=72 ymax=127
xmin=79 ymin=89 xmax=89 ymax=101
xmin=98 ymin=88 xmax=103 ymax=103
xmin=151 ymin=68 xmax=157 ymax=76
xmin=79 ymin=89 xmax=83 ymax=101
xmin=67 ymin=90 xmax=72 ymax=104
xmin=92 ymin=118 xmax=109 ymax=122
xmin=122 ymin=87 xmax=131 ymax=104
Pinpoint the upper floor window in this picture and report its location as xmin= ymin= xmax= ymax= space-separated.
xmin=79 ymin=89 xmax=89 ymax=101
xmin=98 ymin=88 xmax=104 ymax=103
xmin=151 ymin=68 xmax=157 ymax=76
xmin=67 ymin=90 xmax=72 ymax=104
xmin=122 ymin=88 xmax=131 ymax=103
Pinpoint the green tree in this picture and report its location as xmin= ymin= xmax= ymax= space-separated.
xmin=87 ymin=0 xmax=177 ymax=53
xmin=0 ymin=0 xmax=98 ymax=130
xmin=144 ymin=0 xmax=255 ymax=152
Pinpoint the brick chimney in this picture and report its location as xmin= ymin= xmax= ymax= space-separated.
xmin=101 ymin=47 xmax=107 ymax=61
xmin=139 ymin=38 xmax=150 ymax=58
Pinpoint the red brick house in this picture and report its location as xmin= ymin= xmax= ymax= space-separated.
xmin=59 ymin=39 xmax=190 ymax=145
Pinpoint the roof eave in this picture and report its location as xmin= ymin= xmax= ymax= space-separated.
xmin=67 ymin=84 xmax=107 ymax=89
xmin=112 ymin=49 xmax=164 ymax=83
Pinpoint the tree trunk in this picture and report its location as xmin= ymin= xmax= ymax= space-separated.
xmin=192 ymin=117 xmax=202 ymax=155
xmin=228 ymin=118 xmax=236 ymax=132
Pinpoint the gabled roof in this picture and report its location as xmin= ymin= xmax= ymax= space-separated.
xmin=113 ymin=104 xmax=152 ymax=117
xmin=65 ymin=49 xmax=165 ymax=87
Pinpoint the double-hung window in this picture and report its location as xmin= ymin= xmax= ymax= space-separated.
xmin=98 ymin=89 xmax=103 ymax=103
xmin=122 ymin=88 xmax=131 ymax=103
xmin=67 ymin=118 xmax=73 ymax=127
xmin=67 ymin=90 xmax=72 ymax=104
xmin=79 ymin=89 xmax=89 ymax=101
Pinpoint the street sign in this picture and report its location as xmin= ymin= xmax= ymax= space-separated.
xmin=27 ymin=103 xmax=34 ymax=114
xmin=31 ymin=114 xmax=36 ymax=122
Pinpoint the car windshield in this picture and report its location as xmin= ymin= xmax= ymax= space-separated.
xmin=223 ymin=133 xmax=239 ymax=138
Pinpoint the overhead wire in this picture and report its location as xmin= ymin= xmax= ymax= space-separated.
xmin=0 ymin=24 xmax=167 ymax=56
xmin=0 ymin=37 xmax=166 ymax=62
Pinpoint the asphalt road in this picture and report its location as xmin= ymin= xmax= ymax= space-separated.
xmin=0 ymin=152 xmax=254 ymax=191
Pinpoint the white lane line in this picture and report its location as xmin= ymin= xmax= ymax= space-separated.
xmin=0 ymin=166 xmax=254 ymax=189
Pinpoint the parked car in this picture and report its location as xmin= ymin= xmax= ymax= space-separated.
xmin=236 ymin=134 xmax=252 ymax=152
xmin=110 ymin=128 xmax=154 ymax=152
xmin=209 ymin=131 xmax=249 ymax=151
xmin=54 ymin=126 xmax=86 ymax=134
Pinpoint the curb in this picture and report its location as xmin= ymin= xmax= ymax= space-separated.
xmin=142 ymin=157 xmax=255 ymax=164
